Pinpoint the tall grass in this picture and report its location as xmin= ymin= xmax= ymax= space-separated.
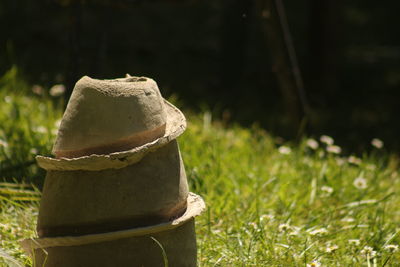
xmin=1 ymin=71 xmax=399 ymax=266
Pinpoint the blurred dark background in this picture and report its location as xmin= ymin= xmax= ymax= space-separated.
xmin=1 ymin=0 xmax=399 ymax=153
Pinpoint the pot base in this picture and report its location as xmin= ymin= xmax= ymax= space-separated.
xmin=32 ymin=220 xmax=197 ymax=267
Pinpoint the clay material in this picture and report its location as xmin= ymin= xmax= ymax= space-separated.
xmin=21 ymin=193 xmax=204 ymax=251
xmin=21 ymin=75 xmax=205 ymax=266
xmin=36 ymin=99 xmax=186 ymax=171
xmin=31 ymin=220 xmax=197 ymax=267
xmin=22 ymin=194 xmax=205 ymax=267
xmin=37 ymin=140 xmax=189 ymax=237
xmin=53 ymin=75 xmax=167 ymax=158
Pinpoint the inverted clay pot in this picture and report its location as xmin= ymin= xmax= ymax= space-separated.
xmin=23 ymin=193 xmax=205 ymax=267
xmin=53 ymin=75 xmax=168 ymax=158
xmin=37 ymin=140 xmax=189 ymax=237
xmin=33 ymin=220 xmax=197 ymax=267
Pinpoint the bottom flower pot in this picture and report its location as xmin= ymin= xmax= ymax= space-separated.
xmin=32 ymin=220 xmax=196 ymax=267
xmin=22 ymin=193 xmax=205 ymax=267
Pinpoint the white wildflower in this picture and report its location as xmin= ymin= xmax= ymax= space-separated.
xmin=360 ymin=246 xmax=377 ymax=258
xmin=306 ymin=138 xmax=319 ymax=150
xmin=0 ymin=139 xmax=8 ymax=148
xmin=49 ymin=84 xmax=66 ymax=97
xmin=307 ymin=260 xmax=321 ymax=267
xmin=278 ymin=223 xmax=291 ymax=232
xmin=327 ymin=145 xmax=341 ymax=154
xmin=321 ymin=186 xmax=334 ymax=196
xmin=288 ymin=230 xmax=300 ymax=237
xmin=248 ymin=222 xmax=262 ymax=233
xmin=320 ymin=135 xmax=334 ymax=145
xmin=288 ymin=226 xmax=301 ymax=236
xmin=276 ymin=243 xmax=290 ymax=249
xmin=33 ymin=126 xmax=47 ymax=134
xmin=54 ymin=119 xmax=62 ymax=128
xmin=384 ymin=244 xmax=399 ymax=253
xmin=278 ymin=146 xmax=291 ymax=155
xmin=260 ymin=214 xmax=275 ymax=222
xmin=4 ymin=95 xmax=12 ymax=103
xmin=348 ymin=239 xmax=360 ymax=246
xmin=348 ymin=156 xmax=362 ymax=165
xmin=32 ymin=85 xmax=44 ymax=95
xmin=371 ymin=138 xmax=384 ymax=149
xmin=325 ymin=243 xmax=339 ymax=253
xmin=353 ymin=176 xmax=368 ymax=189
xmin=341 ymin=217 xmax=355 ymax=223
xmin=29 ymin=148 xmax=38 ymax=155
xmin=346 ymin=199 xmax=377 ymax=207
xmin=248 ymin=222 xmax=258 ymax=230
xmin=309 ymin=228 xmax=328 ymax=236
xmin=212 ymin=228 xmax=222 ymax=234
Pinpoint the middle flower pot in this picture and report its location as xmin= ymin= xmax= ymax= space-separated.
xmin=37 ymin=139 xmax=189 ymax=238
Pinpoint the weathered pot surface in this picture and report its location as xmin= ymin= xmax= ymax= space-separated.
xmin=33 ymin=220 xmax=197 ymax=267
xmin=37 ymin=140 xmax=188 ymax=238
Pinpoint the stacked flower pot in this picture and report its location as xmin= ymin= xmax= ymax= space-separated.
xmin=21 ymin=75 xmax=205 ymax=267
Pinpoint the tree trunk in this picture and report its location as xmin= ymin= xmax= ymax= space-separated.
xmin=256 ymin=0 xmax=309 ymax=135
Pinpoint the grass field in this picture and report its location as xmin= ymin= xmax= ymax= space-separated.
xmin=1 ymin=70 xmax=400 ymax=266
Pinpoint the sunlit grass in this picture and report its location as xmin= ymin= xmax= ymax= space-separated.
xmin=0 ymin=72 xmax=399 ymax=266
xmin=0 ymin=68 xmax=63 ymax=186
xmin=182 ymin=116 xmax=400 ymax=266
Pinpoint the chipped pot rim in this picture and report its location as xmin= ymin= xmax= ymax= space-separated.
xmin=20 ymin=193 xmax=205 ymax=253
xmin=36 ymin=100 xmax=186 ymax=171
